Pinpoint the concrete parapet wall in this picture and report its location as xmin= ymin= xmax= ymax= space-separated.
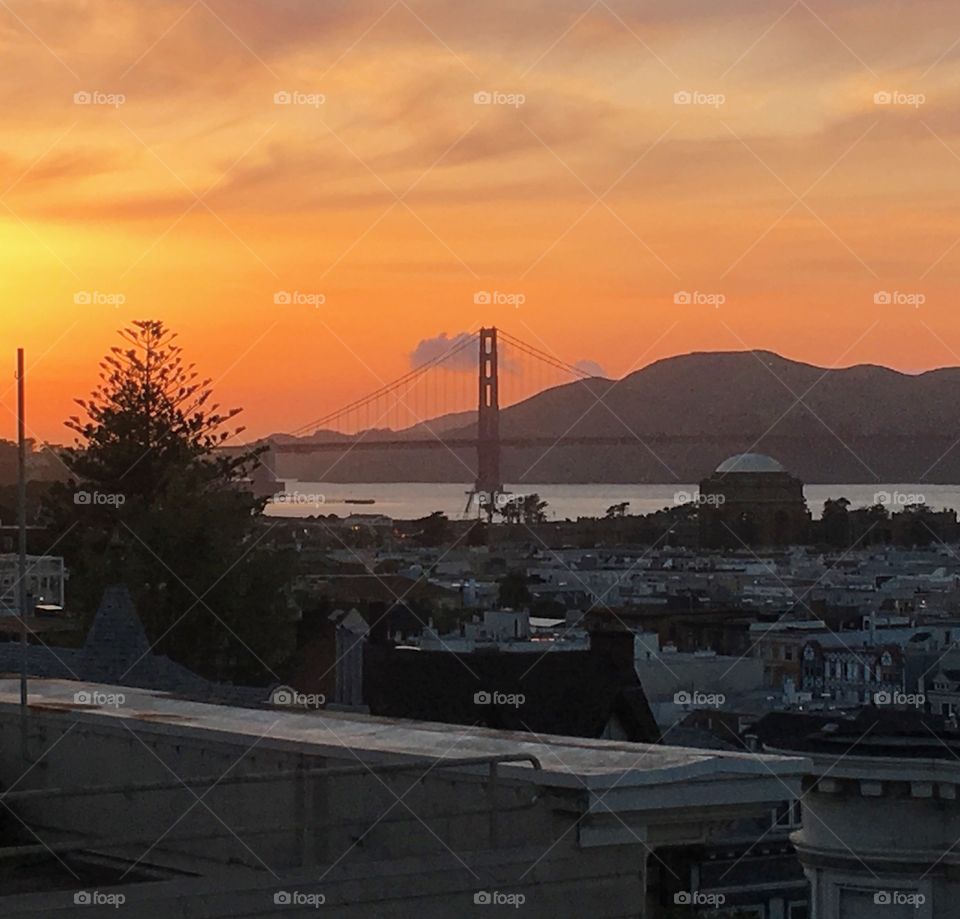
xmin=0 ymin=705 xmax=646 ymax=918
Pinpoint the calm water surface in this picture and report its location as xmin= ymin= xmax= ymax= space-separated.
xmin=264 ymin=482 xmax=959 ymax=521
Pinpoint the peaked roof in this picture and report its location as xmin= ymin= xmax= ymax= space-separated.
xmin=934 ymin=669 xmax=960 ymax=682
xmin=82 ymin=585 xmax=153 ymax=675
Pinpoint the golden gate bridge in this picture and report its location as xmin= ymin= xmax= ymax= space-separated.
xmin=262 ymin=327 xmax=666 ymax=514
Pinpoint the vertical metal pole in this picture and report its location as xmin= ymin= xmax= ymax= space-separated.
xmin=297 ymin=755 xmax=315 ymax=867
xmin=17 ymin=348 xmax=28 ymax=759
xmin=488 ymin=760 xmax=500 ymax=848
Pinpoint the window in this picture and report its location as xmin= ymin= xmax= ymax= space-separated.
xmin=788 ymin=903 xmax=809 ymax=919
xmin=773 ymin=799 xmax=802 ymax=829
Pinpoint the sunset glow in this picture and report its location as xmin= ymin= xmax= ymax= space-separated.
xmin=2 ymin=0 xmax=960 ymax=441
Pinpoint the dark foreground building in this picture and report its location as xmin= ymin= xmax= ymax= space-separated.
xmin=361 ymin=635 xmax=660 ymax=743
xmin=0 ymin=678 xmax=806 ymax=917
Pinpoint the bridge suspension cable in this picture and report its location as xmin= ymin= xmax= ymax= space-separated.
xmin=497 ymin=329 xmax=593 ymax=382
xmin=288 ymin=330 xmax=479 ymax=438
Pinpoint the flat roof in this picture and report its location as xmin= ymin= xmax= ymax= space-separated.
xmin=0 ymin=678 xmax=805 ymax=794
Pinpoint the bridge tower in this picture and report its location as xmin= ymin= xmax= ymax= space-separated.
xmin=473 ymin=327 xmax=502 ymax=516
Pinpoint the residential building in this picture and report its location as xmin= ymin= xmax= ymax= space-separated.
xmin=753 ymin=709 xmax=960 ymax=919
xmin=0 ymin=554 xmax=66 ymax=613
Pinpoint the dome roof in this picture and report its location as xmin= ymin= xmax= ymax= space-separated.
xmin=715 ymin=453 xmax=786 ymax=474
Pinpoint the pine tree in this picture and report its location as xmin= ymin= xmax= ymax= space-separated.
xmin=45 ymin=321 xmax=296 ymax=682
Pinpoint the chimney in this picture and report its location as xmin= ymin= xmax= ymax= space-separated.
xmin=588 ymin=623 xmax=636 ymax=673
xmin=332 ymin=609 xmax=370 ymax=710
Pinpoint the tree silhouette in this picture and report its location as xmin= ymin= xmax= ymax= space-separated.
xmin=820 ymin=496 xmax=851 ymax=547
xmin=45 ymin=321 xmax=296 ymax=682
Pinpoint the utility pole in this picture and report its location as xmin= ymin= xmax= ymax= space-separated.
xmin=17 ymin=348 xmax=28 ymax=760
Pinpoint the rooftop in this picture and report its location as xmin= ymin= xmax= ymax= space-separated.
xmin=0 ymin=678 xmax=805 ymax=792
xmin=754 ymin=708 xmax=960 ymax=761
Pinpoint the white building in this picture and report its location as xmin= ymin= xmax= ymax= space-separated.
xmin=0 ymin=554 xmax=66 ymax=613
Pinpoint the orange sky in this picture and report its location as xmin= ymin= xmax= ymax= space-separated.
xmin=2 ymin=0 xmax=960 ymax=443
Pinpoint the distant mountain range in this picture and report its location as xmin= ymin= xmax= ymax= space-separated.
xmin=268 ymin=351 xmax=960 ymax=484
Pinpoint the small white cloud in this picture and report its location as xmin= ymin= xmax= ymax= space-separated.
xmin=409 ymin=332 xmax=476 ymax=372
xmin=575 ymin=358 xmax=606 ymax=378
